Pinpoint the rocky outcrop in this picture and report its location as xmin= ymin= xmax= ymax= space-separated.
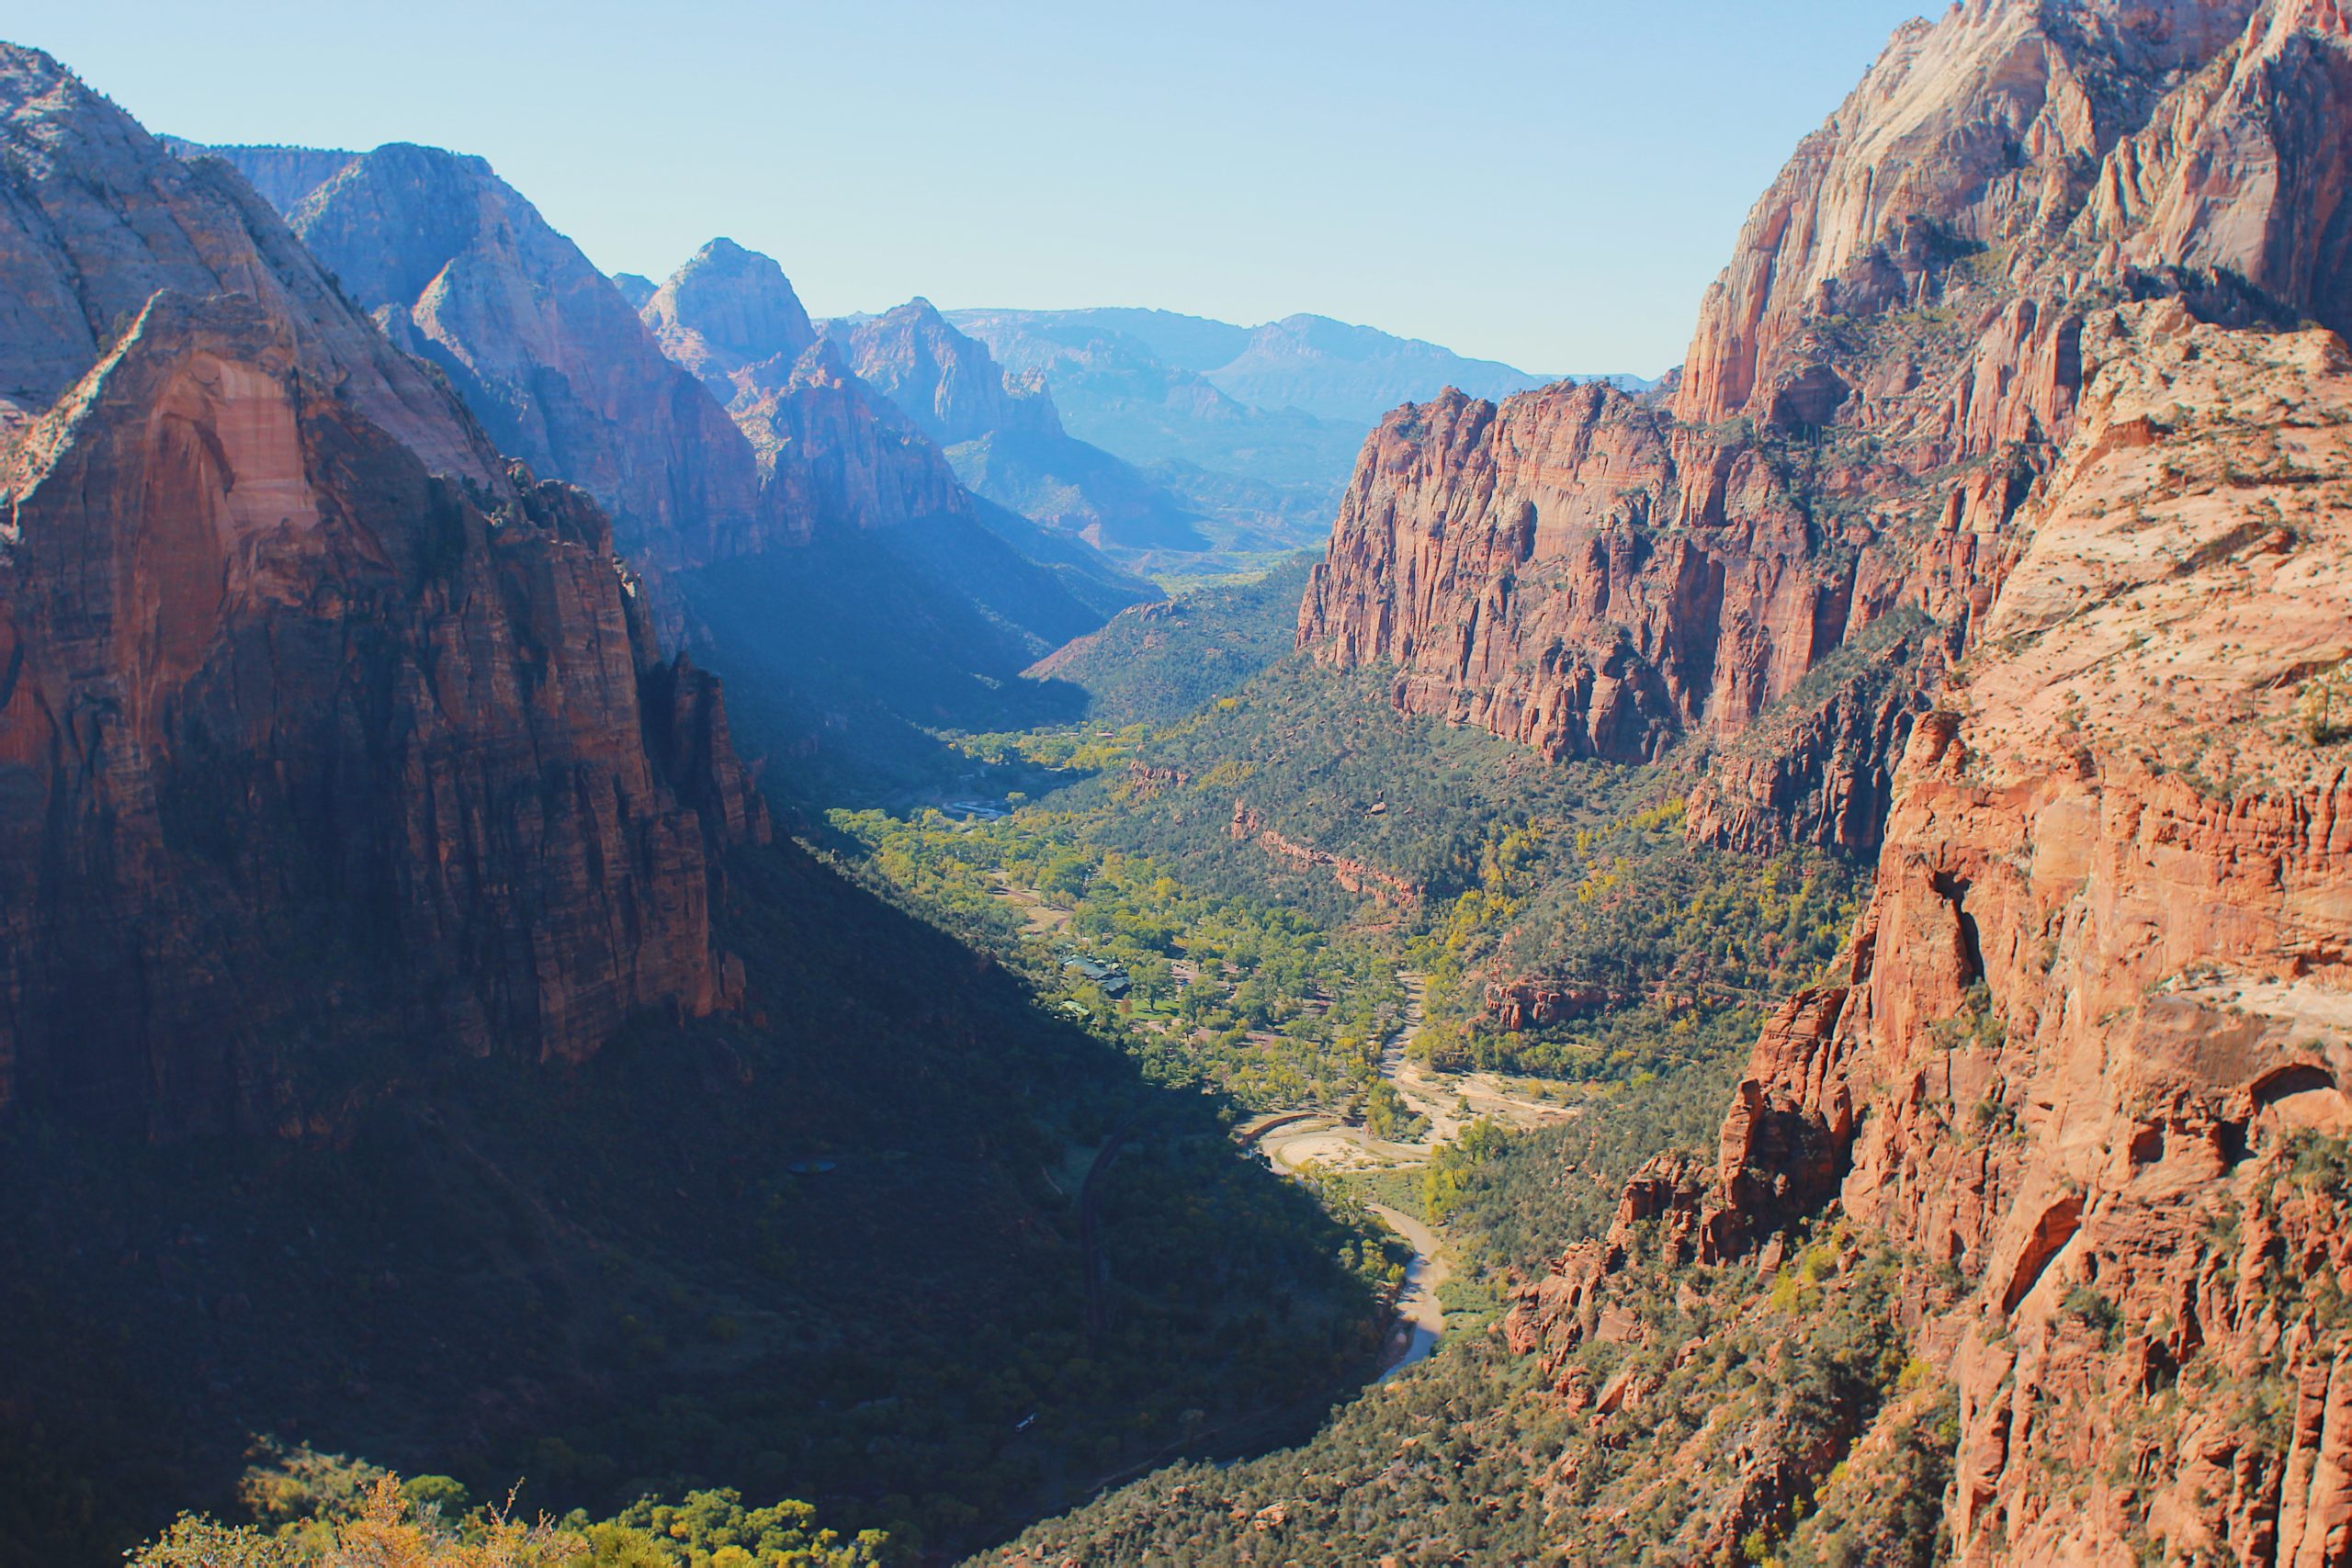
xmin=0 ymin=67 xmax=499 ymax=483
xmin=831 ymin=299 xmax=1059 ymax=449
xmin=1227 ymin=801 xmax=1422 ymax=908
xmin=1517 ymin=299 xmax=2352 ymax=1565
xmin=1672 ymin=0 xmax=2266 ymax=428
xmin=1484 ymin=5 xmax=2352 ymax=1560
xmin=1300 ymin=381 xmax=1874 ymax=775
xmin=0 ymin=47 xmax=764 ymax=1138
xmin=642 ymin=240 xmax=1150 ymax=634
xmin=1741 ymin=302 xmax=2352 ymax=1565
xmin=1483 ymin=980 xmax=1634 ymax=1032
xmin=196 ymin=141 xmax=765 ymax=566
xmin=1299 ymin=0 xmax=2352 ymax=861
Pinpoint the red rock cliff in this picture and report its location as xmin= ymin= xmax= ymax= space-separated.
xmin=1299 ymin=0 xmax=2349 ymax=861
xmin=1710 ymin=301 xmax=2352 ymax=1566
xmin=1499 ymin=1 xmax=2352 ymax=1553
xmin=0 ymin=48 xmax=765 ymax=1138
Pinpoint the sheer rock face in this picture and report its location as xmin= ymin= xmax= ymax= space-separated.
xmin=1674 ymin=0 xmax=2267 ymax=427
xmin=1761 ymin=305 xmax=2352 ymax=1565
xmin=211 ymin=141 xmax=769 ymax=567
xmin=1300 ymin=383 xmax=1872 ymax=772
xmin=1300 ymin=0 xmax=2352 ymax=861
xmin=1488 ymin=4 xmax=2352 ymax=1558
xmin=0 ymin=48 xmax=764 ymax=1138
xmin=1516 ymin=302 xmax=2352 ymax=1564
xmin=0 ymin=56 xmax=501 ymax=482
xmin=639 ymin=243 xmax=970 ymax=541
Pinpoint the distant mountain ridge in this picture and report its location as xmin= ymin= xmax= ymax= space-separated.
xmin=822 ymin=300 xmax=1212 ymax=558
xmin=946 ymin=306 xmax=1646 ymax=554
xmin=950 ymin=305 xmax=1623 ymax=425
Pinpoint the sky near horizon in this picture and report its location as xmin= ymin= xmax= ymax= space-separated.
xmin=15 ymin=0 xmax=1929 ymax=376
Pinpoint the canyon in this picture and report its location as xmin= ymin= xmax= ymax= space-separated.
xmin=7 ymin=1 xmax=2352 ymax=1563
xmin=988 ymin=2 xmax=2352 ymax=1562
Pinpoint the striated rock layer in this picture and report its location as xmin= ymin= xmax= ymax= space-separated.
xmin=0 ymin=47 xmax=765 ymax=1138
xmin=1496 ymin=4 xmax=2352 ymax=1551
xmin=1299 ymin=0 xmax=2352 ymax=863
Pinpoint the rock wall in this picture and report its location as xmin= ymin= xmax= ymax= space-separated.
xmin=1511 ymin=299 xmax=2352 ymax=1567
xmin=1488 ymin=5 xmax=2352 ymax=1559
xmin=1743 ymin=303 xmax=2352 ymax=1565
xmin=0 ymin=48 xmax=764 ymax=1138
xmin=1298 ymin=0 xmax=2352 ymax=862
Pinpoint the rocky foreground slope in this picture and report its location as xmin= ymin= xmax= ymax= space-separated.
xmin=0 ymin=47 xmax=766 ymax=1136
xmin=1498 ymin=296 xmax=2352 ymax=1565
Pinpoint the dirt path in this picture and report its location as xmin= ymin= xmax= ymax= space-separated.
xmin=990 ymin=874 xmax=1070 ymax=940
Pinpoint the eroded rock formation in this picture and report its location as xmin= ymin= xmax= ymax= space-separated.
xmin=0 ymin=47 xmax=765 ymax=1138
xmin=1299 ymin=0 xmax=2352 ymax=867
xmin=1503 ymin=13 xmax=2352 ymax=1544
xmin=196 ymin=141 xmax=765 ymax=565
xmin=831 ymin=299 xmax=1211 ymax=556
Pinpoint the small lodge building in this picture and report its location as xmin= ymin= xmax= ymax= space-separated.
xmin=1059 ymin=953 xmax=1131 ymax=999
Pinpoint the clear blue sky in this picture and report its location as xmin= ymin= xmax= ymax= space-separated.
xmin=13 ymin=0 xmax=1928 ymax=376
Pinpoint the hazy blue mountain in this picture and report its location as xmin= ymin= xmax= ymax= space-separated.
xmin=825 ymin=300 xmax=1211 ymax=558
xmin=951 ymin=306 xmax=1592 ymax=426
xmin=1206 ymin=312 xmax=1553 ymax=425
xmin=948 ymin=310 xmax=1362 ymax=520
xmin=947 ymin=307 xmax=1645 ymax=555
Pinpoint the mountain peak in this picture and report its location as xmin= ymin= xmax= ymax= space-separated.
xmin=645 ymin=237 xmax=819 ymax=400
xmin=834 ymin=295 xmax=1054 ymax=448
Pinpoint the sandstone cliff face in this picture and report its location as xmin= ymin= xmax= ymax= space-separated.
xmin=831 ymin=298 xmax=1060 ymax=448
xmin=0 ymin=49 xmax=765 ymax=1138
xmin=641 ymin=237 xmax=819 ymax=409
xmin=1673 ymin=0 xmax=2266 ymax=428
xmin=640 ymin=240 xmax=1148 ymax=630
xmin=1480 ymin=4 xmax=2352 ymax=1560
xmin=1299 ymin=0 xmax=2352 ymax=863
xmin=205 ymin=141 xmax=765 ymax=566
xmin=0 ymin=62 xmax=500 ymax=483
xmin=1509 ymin=285 xmax=2352 ymax=1568
xmin=1755 ymin=303 xmax=2352 ymax=1567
